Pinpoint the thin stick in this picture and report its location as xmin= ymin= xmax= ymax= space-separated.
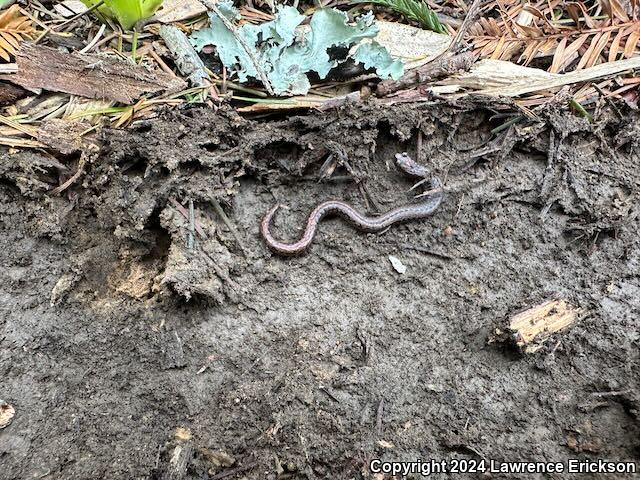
xmin=87 ymin=31 xmax=118 ymax=51
xmin=0 ymin=137 xmax=46 ymax=148
xmin=0 ymin=115 xmax=37 ymax=137
xmin=211 ymin=198 xmax=247 ymax=256
xmin=169 ymin=198 xmax=207 ymax=237
xmin=18 ymin=7 xmax=50 ymax=31
xmin=80 ymin=24 xmax=107 ymax=54
xmin=211 ymin=78 xmax=267 ymax=97
xmin=0 ymin=64 xmax=17 ymax=74
xmin=446 ymin=0 xmax=485 ymax=54
xmin=51 ymin=154 xmax=87 ymax=195
xmin=149 ymin=50 xmax=176 ymax=76
xmin=376 ymin=399 xmax=384 ymax=435
xmin=188 ymin=199 xmax=195 ymax=251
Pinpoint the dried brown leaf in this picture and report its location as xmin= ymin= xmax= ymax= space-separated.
xmin=550 ymin=36 xmax=568 ymax=72
xmin=564 ymin=33 xmax=591 ymax=58
xmin=572 ymin=1 xmax=597 ymax=29
xmin=0 ymin=5 xmax=34 ymax=62
xmin=539 ymin=38 xmax=558 ymax=54
xmin=624 ymin=30 xmax=640 ymax=58
xmin=587 ymin=30 xmax=611 ymax=67
xmin=490 ymin=35 xmax=508 ymax=59
xmin=600 ymin=0 xmax=630 ymax=21
xmin=522 ymin=5 xmax=558 ymax=31
xmin=470 ymin=0 xmax=639 ymax=73
xmin=479 ymin=38 xmax=500 ymax=57
xmin=514 ymin=22 xmax=544 ymax=38
xmin=473 ymin=38 xmax=492 ymax=48
xmin=576 ymin=32 xmax=603 ymax=70
xmin=487 ymin=17 xmax=503 ymax=36
xmin=608 ymin=28 xmax=625 ymax=62
xmin=521 ymin=40 xmax=543 ymax=65
xmin=0 ymin=30 xmax=18 ymax=49
xmin=600 ymin=0 xmax=614 ymax=20
xmin=565 ymin=3 xmax=583 ymax=28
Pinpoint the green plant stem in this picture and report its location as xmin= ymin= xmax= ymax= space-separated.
xmin=210 ymin=78 xmax=268 ymax=97
xmin=569 ymin=98 xmax=593 ymax=122
xmin=491 ymin=115 xmax=523 ymax=134
xmin=131 ymin=28 xmax=138 ymax=62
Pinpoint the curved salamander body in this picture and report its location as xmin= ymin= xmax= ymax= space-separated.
xmin=261 ymin=154 xmax=444 ymax=256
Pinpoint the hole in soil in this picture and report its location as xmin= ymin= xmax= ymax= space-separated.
xmin=0 ymin=178 xmax=21 ymax=195
xmin=148 ymin=226 xmax=171 ymax=261
xmin=145 ymin=205 xmax=172 ymax=262
xmin=132 ymin=122 xmax=153 ymax=134
xmin=257 ymin=141 xmax=300 ymax=171
xmin=120 ymin=157 xmax=147 ymax=177
xmin=200 ymin=141 xmax=219 ymax=152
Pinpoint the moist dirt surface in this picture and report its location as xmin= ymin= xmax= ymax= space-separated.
xmin=1 ymin=99 xmax=639 ymax=480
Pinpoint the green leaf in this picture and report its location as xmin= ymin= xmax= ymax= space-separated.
xmin=81 ymin=0 xmax=163 ymax=30
xmin=79 ymin=0 xmax=113 ymax=19
xmin=351 ymin=0 xmax=447 ymax=34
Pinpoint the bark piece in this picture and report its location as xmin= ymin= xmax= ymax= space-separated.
xmin=376 ymin=52 xmax=476 ymax=97
xmin=494 ymin=299 xmax=581 ymax=353
xmin=0 ymin=401 xmax=15 ymax=429
xmin=36 ymin=119 xmax=91 ymax=155
xmin=0 ymin=44 xmax=187 ymax=104
xmin=0 ymin=81 xmax=26 ymax=106
xmin=164 ymin=428 xmax=194 ymax=480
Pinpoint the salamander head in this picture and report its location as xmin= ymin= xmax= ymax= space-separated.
xmin=394 ymin=152 xmax=430 ymax=179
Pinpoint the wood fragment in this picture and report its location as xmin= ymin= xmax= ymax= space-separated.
xmin=376 ymin=51 xmax=476 ymax=97
xmin=0 ymin=401 xmax=15 ymax=429
xmin=437 ymin=59 xmax=555 ymax=91
xmin=0 ymin=43 xmax=187 ymax=104
xmin=446 ymin=0 xmax=484 ymax=55
xmin=159 ymin=25 xmax=209 ymax=87
xmin=494 ymin=299 xmax=581 ymax=353
xmin=470 ymin=56 xmax=640 ymax=97
xmin=165 ymin=435 xmax=194 ymax=480
xmin=157 ymin=0 xmax=206 ymax=23
xmin=210 ymin=198 xmax=246 ymax=256
xmin=0 ymin=64 xmax=18 ymax=74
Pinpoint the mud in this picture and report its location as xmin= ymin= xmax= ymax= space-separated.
xmin=0 ymin=98 xmax=639 ymax=480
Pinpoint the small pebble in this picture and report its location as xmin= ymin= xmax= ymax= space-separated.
xmin=388 ymin=255 xmax=407 ymax=274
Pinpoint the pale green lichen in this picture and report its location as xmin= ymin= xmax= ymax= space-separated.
xmin=353 ymin=42 xmax=405 ymax=80
xmin=190 ymin=2 xmax=404 ymax=96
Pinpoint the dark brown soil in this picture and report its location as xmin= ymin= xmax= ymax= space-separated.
xmin=1 ymin=98 xmax=638 ymax=480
